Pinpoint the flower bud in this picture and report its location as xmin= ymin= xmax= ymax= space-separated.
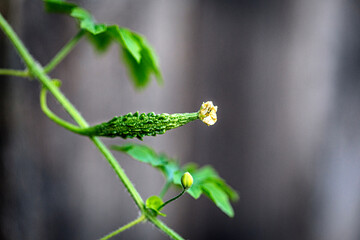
xmin=181 ymin=172 xmax=193 ymax=189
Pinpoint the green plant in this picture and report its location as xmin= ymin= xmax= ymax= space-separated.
xmin=0 ymin=1 xmax=238 ymax=239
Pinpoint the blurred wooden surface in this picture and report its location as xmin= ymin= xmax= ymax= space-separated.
xmin=1 ymin=0 xmax=360 ymax=240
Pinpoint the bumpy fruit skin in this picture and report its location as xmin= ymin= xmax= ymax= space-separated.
xmin=181 ymin=172 xmax=193 ymax=189
xmin=83 ymin=112 xmax=199 ymax=140
xmin=77 ymin=101 xmax=217 ymax=139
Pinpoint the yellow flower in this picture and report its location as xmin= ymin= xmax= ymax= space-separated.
xmin=199 ymin=101 xmax=218 ymax=126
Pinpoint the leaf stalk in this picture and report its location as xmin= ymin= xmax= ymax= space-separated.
xmin=158 ymin=189 xmax=186 ymax=211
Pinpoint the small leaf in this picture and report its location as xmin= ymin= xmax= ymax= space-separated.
xmin=122 ymin=48 xmax=152 ymax=88
xmin=159 ymin=160 xmax=179 ymax=181
xmin=44 ymin=1 xmax=107 ymax=35
xmin=192 ymin=165 xmax=219 ymax=181
xmin=182 ymin=163 xmax=198 ymax=172
xmin=112 ymin=144 xmax=180 ymax=182
xmin=146 ymin=195 xmax=166 ymax=217
xmin=201 ymin=182 xmax=234 ymax=217
xmin=110 ymin=28 xmax=162 ymax=88
xmin=146 ymin=195 xmax=163 ymax=209
xmin=107 ymin=26 xmax=145 ymax=65
xmin=212 ymin=178 xmax=239 ymax=202
xmin=187 ymin=184 xmax=202 ymax=199
xmin=118 ymin=28 xmax=142 ymax=63
xmin=111 ymin=144 xmax=160 ymax=165
xmin=87 ymin=31 xmax=113 ymax=52
xmin=51 ymin=79 xmax=62 ymax=88
xmin=71 ymin=8 xmax=107 ymax=34
xmin=137 ymin=36 xmax=162 ymax=84
xmin=130 ymin=32 xmax=163 ymax=85
xmin=121 ymin=32 xmax=163 ymax=89
xmin=70 ymin=7 xmax=91 ymax=20
xmin=193 ymin=166 xmax=239 ymax=202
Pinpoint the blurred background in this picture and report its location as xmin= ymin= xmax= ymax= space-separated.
xmin=1 ymin=0 xmax=360 ymax=239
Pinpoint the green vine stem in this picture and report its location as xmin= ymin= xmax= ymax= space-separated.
xmin=0 ymin=29 xmax=84 ymax=78
xmin=44 ymin=29 xmax=85 ymax=73
xmin=0 ymin=68 xmax=29 ymax=77
xmin=40 ymin=87 xmax=85 ymax=133
xmin=100 ymin=215 xmax=146 ymax=240
xmin=147 ymin=215 xmax=185 ymax=240
xmin=0 ymin=13 xmax=185 ymax=239
xmin=158 ymin=189 xmax=186 ymax=211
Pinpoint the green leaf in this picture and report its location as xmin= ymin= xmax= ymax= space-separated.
xmin=120 ymin=30 xmax=163 ymax=88
xmin=43 ymin=0 xmax=163 ymax=90
xmin=111 ymin=144 xmax=180 ymax=181
xmin=182 ymin=163 xmax=198 ymax=172
xmin=87 ymin=31 xmax=113 ymax=52
xmin=51 ymin=79 xmax=62 ymax=88
xmin=44 ymin=1 xmax=107 ymax=35
xmin=173 ymin=165 xmax=238 ymax=215
xmin=146 ymin=195 xmax=163 ymax=209
xmin=211 ymin=178 xmax=239 ymax=202
xmin=187 ymin=184 xmax=203 ymax=199
xmin=112 ymin=143 xmax=238 ymax=217
xmin=201 ymin=182 xmax=234 ymax=217
xmin=70 ymin=7 xmax=91 ymax=20
xmin=111 ymin=144 xmax=160 ymax=165
xmin=192 ymin=165 xmax=219 ymax=181
xmin=193 ymin=166 xmax=239 ymax=202
xmin=70 ymin=8 xmax=106 ymax=35
xmin=117 ymin=28 xmax=142 ymax=63
xmin=146 ymin=196 xmax=166 ymax=217
xmin=122 ymin=48 xmax=151 ymax=88
xmin=43 ymin=0 xmax=77 ymax=14
xmin=158 ymin=158 xmax=179 ymax=181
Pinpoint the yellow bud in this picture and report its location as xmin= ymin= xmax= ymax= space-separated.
xmin=181 ymin=172 xmax=193 ymax=189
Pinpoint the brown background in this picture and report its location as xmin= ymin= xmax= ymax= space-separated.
xmin=1 ymin=0 xmax=360 ymax=239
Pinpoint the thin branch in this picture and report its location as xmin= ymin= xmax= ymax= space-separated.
xmin=44 ymin=30 xmax=85 ymax=73
xmin=147 ymin=216 xmax=185 ymax=240
xmin=40 ymin=87 xmax=85 ymax=133
xmin=158 ymin=189 xmax=185 ymax=211
xmin=0 ymin=68 xmax=29 ymax=77
xmin=100 ymin=215 xmax=146 ymax=240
